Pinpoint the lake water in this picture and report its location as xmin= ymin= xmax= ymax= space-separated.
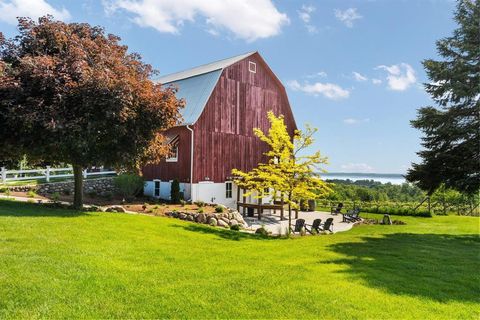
xmin=321 ymin=173 xmax=406 ymax=185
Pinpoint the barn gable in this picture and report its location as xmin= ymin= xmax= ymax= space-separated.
xmin=144 ymin=51 xmax=297 ymax=205
xmin=156 ymin=52 xmax=256 ymax=125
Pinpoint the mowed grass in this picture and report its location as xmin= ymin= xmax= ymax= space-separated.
xmin=0 ymin=200 xmax=478 ymax=319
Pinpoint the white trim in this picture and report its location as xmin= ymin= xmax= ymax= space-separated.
xmin=248 ymin=61 xmax=257 ymax=73
xmin=166 ymin=145 xmax=178 ymax=162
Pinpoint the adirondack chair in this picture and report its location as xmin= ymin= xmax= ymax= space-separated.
xmin=321 ymin=218 xmax=334 ymax=233
xmin=290 ymin=219 xmax=306 ymax=234
xmin=343 ymin=208 xmax=361 ymax=223
xmin=305 ymin=218 xmax=322 ymax=234
xmin=331 ymin=203 xmax=343 ymax=215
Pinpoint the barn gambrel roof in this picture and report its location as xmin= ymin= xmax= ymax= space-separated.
xmin=155 ymin=51 xmax=256 ymax=125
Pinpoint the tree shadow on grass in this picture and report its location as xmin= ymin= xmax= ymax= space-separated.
xmin=326 ymin=233 xmax=480 ymax=303
xmin=0 ymin=199 xmax=88 ymax=217
xmin=172 ymin=223 xmax=286 ymax=241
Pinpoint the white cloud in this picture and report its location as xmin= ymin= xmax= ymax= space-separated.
xmin=298 ymin=4 xmax=317 ymax=34
xmin=305 ymin=71 xmax=327 ymax=79
xmin=288 ymin=80 xmax=350 ymax=100
xmin=352 ymin=71 xmax=367 ymax=82
xmin=0 ymin=0 xmax=70 ymax=24
xmin=104 ymin=0 xmax=289 ymax=42
xmin=334 ymin=8 xmax=362 ymax=28
xmin=341 ymin=163 xmax=375 ymax=173
xmin=298 ymin=4 xmax=314 ymax=23
xmin=376 ymin=63 xmax=416 ymax=91
xmin=371 ymin=78 xmax=382 ymax=85
xmin=343 ymin=118 xmax=370 ymax=125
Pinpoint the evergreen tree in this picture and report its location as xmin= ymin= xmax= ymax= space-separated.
xmin=406 ymin=0 xmax=480 ymax=195
xmin=170 ymin=179 xmax=181 ymax=204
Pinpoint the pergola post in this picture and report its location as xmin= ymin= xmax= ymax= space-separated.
xmin=242 ymin=188 xmax=247 ymax=216
xmin=236 ymin=184 xmax=240 ymax=212
xmin=280 ymin=198 xmax=284 ymax=221
xmin=257 ymin=192 xmax=262 ymax=220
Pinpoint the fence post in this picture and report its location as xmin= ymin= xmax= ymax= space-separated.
xmin=83 ymin=169 xmax=87 ymax=179
xmin=1 ymin=167 xmax=6 ymax=184
xmin=46 ymin=166 xmax=51 ymax=182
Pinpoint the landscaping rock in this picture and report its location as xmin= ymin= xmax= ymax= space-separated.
xmin=229 ymin=219 xmax=239 ymax=227
xmin=195 ymin=212 xmax=206 ymax=223
xmin=186 ymin=215 xmax=194 ymax=221
xmin=217 ymin=219 xmax=229 ymax=228
xmin=105 ymin=205 xmax=126 ymax=213
xmin=178 ymin=213 xmax=187 ymax=220
xmin=208 ymin=217 xmax=217 ymax=226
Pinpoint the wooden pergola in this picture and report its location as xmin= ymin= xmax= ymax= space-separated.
xmin=236 ymin=186 xmax=298 ymax=221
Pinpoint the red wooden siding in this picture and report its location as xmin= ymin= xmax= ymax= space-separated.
xmin=142 ymin=126 xmax=191 ymax=182
xmin=192 ymin=53 xmax=296 ymax=183
xmin=143 ymin=52 xmax=297 ymax=184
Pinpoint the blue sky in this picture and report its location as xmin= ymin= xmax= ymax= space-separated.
xmin=0 ymin=0 xmax=457 ymax=174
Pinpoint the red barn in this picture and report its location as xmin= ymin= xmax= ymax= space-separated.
xmin=143 ymin=52 xmax=297 ymax=207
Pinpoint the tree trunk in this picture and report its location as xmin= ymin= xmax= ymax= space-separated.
xmin=73 ymin=165 xmax=84 ymax=209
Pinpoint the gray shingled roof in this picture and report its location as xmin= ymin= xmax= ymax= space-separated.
xmin=155 ymin=51 xmax=256 ymax=125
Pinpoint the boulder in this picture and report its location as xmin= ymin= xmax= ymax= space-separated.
xmin=208 ymin=217 xmax=217 ymax=226
xmin=229 ymin=219 xmax=239 ymax=227
xmin=220 ymin=217 xmax=230 ymax=225
xmin=217 ymin=219 xmax=229 ymax=228
xmin=178 ymin=213 xmax=187 ymax=220
xmin=186 ymin=215 xmax=194 ymax=221
xmin=105 ymin=205 xmax=126 ymax=213
xmin=195 ymin=212 xmax=206 ymax=223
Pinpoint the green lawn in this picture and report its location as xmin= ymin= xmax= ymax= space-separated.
xmin=0 ymin=200 xmax=478 ymax=319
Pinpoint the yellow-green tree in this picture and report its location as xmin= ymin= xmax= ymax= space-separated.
xmin=233 ymin=112 xmax=331 ymax=233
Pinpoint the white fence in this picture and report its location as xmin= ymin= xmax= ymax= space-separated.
xmin=0 ymin=166 xmax=116 ymax=184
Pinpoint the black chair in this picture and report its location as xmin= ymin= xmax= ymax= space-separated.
xmin=321 ymin=218 xmax=334 ymax=232
xmin=305 ymin=218 xmax=322 ymax=234
xmin=331 ymin=203 xmax=343 ymax=215
xmin=343 ymin=208 xmax=361 ymax=223
xmin=290 ymin=219 xmax=306 ymax=234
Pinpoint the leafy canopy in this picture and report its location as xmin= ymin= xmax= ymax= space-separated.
xmin=0 ymin=16 xmax=183 ymax=171
xmin=233 ymin=111 xmax=331 ymax=214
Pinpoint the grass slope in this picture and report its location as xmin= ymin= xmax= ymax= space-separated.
xmin=0 ymin=200 xmax=478 ymax=319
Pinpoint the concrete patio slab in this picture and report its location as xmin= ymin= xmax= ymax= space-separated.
xmin=243 ymin=210 xmax=356 ymax=235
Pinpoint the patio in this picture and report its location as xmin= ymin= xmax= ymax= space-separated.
xmin=243 ymin=210 xmax=357 ymax=235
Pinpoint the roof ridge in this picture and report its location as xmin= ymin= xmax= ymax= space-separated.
xmin=154 ymin=51 xmax=256 ymax=84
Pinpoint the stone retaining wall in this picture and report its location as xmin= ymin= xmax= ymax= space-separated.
xmin=5 ymin=177 xmax=116 ymax=196
xmin=165 ymin=206 xmax=247 ymax=229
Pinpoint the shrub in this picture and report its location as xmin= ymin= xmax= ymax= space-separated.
xmin=255 ymin=227 xmax=269 ymax=237
xmin=114 ymin=174 xmax=144 ymax=201
xmin=51 ymin=192 xmax=60 ymax=203
xmin=215 ymin=205 xmax=224 ymax=213
xmin=197 ymin=208 xmax=204 ymax=214
xmin=230 ymin=224 xmax=241 ymax=231
xmin=170 ymin=179 xmax=181 ymax=204
xmin=194 ymin=201 xmax=205 ymax=207
xmin=26 ymin=190 xmax=37 ymax=198
xmin=0 ymin=187 xmax=7 ymax=193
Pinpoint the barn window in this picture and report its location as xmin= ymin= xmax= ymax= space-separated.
xmin=166 ymin=135 xmax=179 ymax=162
xmin=154 ymin=180 xmax=160 ymax=197
xmin=248 ymin=61 xmax=256 ymax=73
xmin=225 ymin=182 xmax=233 ymax=198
